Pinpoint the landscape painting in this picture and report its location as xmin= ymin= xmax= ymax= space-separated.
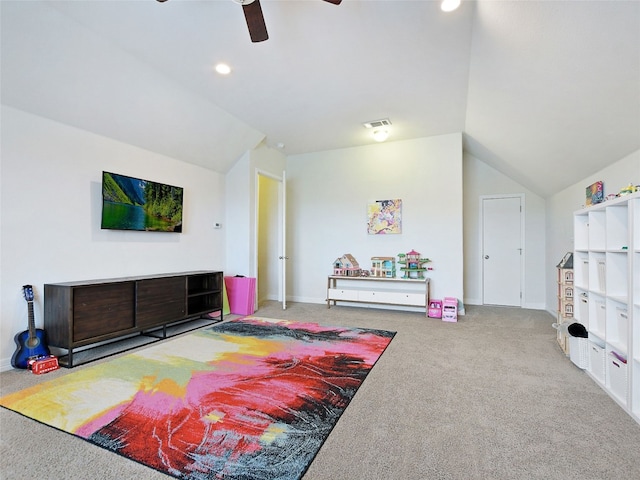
xmin=101 ymin=172 xmax=183 ymax=232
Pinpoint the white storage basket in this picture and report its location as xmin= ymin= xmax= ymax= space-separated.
xmin=569 ymin=336 xmax=589 ymax=369
xmin=588 ymin=341 xmax=606 ymax=384
xmin=597 ymin=260 xmax=606 ymax=292
xmin=607 ymin=352 xmax=628 ymax=404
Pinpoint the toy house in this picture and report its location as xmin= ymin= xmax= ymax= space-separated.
xmin=397 ymin=249 xmax=431 ymax=279
xmin=555 ymin=252 xmax=574 ymax=354
xmin=371 ymin=257 xmax=396 ymax=278
xmin=428 ymin=299 xmax=443 ymax=318
xmin=442 ymin=297 xmax=458 ymax=322
xmin=333 ymin=254 xmax=362 ymax=277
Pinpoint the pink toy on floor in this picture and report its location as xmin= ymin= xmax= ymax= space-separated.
xmin=442 ymin=297 xmax=458 ymax=322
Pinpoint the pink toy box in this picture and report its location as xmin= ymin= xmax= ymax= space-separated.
xmin=428 ymin=299 xmax=443 ymax=318
xmin=224 ymin=276 xmax=256 ymax=316
xmin=442 ymin=297 xmax=458 ymax=322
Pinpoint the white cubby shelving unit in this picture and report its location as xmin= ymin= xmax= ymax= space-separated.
xmin=573 ymin=191 xmax=639 ymax=424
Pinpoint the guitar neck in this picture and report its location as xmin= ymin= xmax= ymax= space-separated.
xmin=27 ymin=301 xmax=36 ymax=336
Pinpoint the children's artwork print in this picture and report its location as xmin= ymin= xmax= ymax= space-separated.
xmin=367 ymin=199 xmax=402 ymax=234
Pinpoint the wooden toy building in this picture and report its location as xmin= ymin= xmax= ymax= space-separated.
xmin=397 ymin=249 xmax=431 ymax=279
xmin=371 ymin=257 xmax=396 ymax=278
xmin=556 ymin=252 xmax=574 ymax=354
xmin=333 ymin=254 xmax=362 ymax=277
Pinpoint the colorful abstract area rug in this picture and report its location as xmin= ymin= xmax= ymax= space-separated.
xmin=0 ymin=317 xmax=395 ymax=480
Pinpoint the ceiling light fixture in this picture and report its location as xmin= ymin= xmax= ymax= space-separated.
xmin=363 ymin=118 xmax=392 ymax=142
xmin=441 ymin=0 xmax=461 ymax=12
xmin=372 ymin=129 xmax=389 ymax=142
xmin=215 ymin=63 xmax=232 ymax=75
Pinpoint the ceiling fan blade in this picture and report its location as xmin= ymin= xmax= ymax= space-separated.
xmin=243 ymin=0 xmax=268 ymax=43
xmin=323 ymin=0 xmax=342 ymax=4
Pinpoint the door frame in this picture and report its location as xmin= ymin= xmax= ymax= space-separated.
xmin=480 ymin=194 xmax=525 ymax=307
xmin=254 ymin=169 xmax=285 ymax=308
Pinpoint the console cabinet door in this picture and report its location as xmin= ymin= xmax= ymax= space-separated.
xmin=73 ymin=283 xmax=135 ymax=342
xmin=136 ymin=276 xmax=186 ymax=328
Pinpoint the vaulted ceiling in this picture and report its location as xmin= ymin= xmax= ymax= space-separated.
xmin=2 ymin=0 xmax=639 ymax=197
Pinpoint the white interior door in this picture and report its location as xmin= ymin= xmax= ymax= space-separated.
xmin=482 ymin=196 xmax=522 ymax=306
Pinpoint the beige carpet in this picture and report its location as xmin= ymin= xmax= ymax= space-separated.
xmin=1 ymin=302 xmax=639 ymax=479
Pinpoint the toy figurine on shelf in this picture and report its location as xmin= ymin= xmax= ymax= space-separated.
xmin=397 ymin=249 xmax=431 ymax=279
xmin=619 ymin=183 xmax=637 ymax=196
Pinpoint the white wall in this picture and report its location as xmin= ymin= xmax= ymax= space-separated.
xmin=0 ymin=106 xmax=226 ymax=370
xmin=225 ymin=152 xmax=252 ymax=276
xmin=546 ymin=149 xmax=640 ymax=314
xmin=285 ymin=133 xmax=464 ymax=309
xmin=224 ymin=142 xmax=286 ymax=278
xmin=463 ymin=153 xmax=547 ymax=308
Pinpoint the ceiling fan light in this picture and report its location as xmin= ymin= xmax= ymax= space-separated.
xmin=215 ymin=63 xmax=232 ymax=75
xmin=372 ymin=129 xmax=389 ymax=142
xmin=441 ymin=0 xmax=461 ymax=12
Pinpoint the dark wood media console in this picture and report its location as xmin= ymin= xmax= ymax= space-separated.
xmin=44 ymin=271 xmax=223 ymax=367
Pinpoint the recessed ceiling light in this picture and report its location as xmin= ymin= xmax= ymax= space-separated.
xmin=215 ymin=63 xmax=232 ymax=75
xmin=441 ymin=0 xmax=461 ymax=12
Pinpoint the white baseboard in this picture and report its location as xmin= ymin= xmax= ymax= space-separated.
xmin=522 ymin=302 xmax=547 ymax=311
xmin=464 ymin=298 xmax=482 ymax=306
xmin=288 ymin=296 xmax=445 ymax=315
xmin=465 ymin=298 xmax=547 ymax=312
xmin=1 ymin=357 xmax=14 ymax=372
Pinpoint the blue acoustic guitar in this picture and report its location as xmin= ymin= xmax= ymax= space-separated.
xmin=11 ymin=285 xmax=50 ymax=369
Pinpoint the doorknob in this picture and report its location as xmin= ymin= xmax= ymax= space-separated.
xmin=484 ymin=255 xmax=489 ymax=259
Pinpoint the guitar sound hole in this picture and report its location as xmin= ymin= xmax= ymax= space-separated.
xmin=26 ymin=337 xmax=40 ymax=348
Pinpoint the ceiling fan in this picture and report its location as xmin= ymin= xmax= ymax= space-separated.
xmin=157 ymin=0 xmax=342 ymax=43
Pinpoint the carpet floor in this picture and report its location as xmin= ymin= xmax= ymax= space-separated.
xmin=1 ymin=302 xmax=639 ymax=479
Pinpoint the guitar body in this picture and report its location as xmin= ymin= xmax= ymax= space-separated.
xmin=11 ymin=284 xmax=51 ymax=369
xmin=11 ymin=328 xmax=50 ymax=369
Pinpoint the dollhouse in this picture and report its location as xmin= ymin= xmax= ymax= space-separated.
xmin=442 ymin=297 xmax=458 ymax=322
xmin=556 ymin=252 xmax=574 ymax=354
xmin=397 ymin=249 xmax=431 ymax=279
xmin=332 ymin=254 xmax=362 ymax=277
xmin=371 ymin=257 xmax=396 ymax=278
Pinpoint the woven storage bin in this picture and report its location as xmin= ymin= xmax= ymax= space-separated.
xmin=607 ymin=352 xmax=628 ymax=404
xmin=588 ymin=341 xmax=606 ymax=384
xmin=578 ymin=295 xmax=589 ymax=324
xmin=569 ymin=336 xmax=589 ymax=369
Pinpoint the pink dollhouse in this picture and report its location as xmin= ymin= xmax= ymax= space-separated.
xmin=442 ymin=297 xmax=458 ymax=322
xmin=428 ymin=299 xmax=443 ymax=318
xmin=333 ymin=254 xmax=362 ymax=277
